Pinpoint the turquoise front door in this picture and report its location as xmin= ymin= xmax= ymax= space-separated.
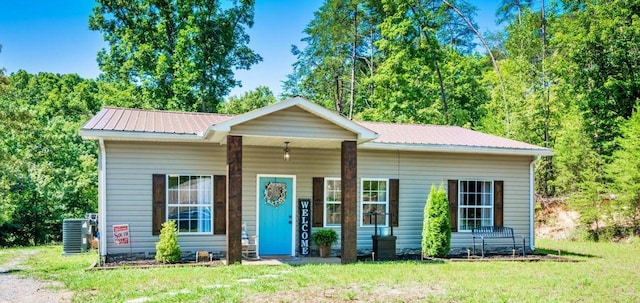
xmin=258 ymin=176 xmax=294 ymax=255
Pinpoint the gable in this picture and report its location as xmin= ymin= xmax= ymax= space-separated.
xmin=230 ymin=106 xmax=357 ymax=140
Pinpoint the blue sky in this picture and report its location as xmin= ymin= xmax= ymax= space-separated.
xmin=0 ymin=0 xmax=500 ymax=99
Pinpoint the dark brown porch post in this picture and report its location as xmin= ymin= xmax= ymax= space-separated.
xmin=226 ymin=135 xmax=242 ymax=265
xmin=341 ymin=140 xmax=357 ymax=264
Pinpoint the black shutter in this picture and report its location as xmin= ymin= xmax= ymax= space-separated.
xmin=447 ymin=179 xmax=458 ymax=232
xmin=389 ymin=179 xmax=399 ymax=227
xmin=152 ymin=174 xmax=166 ymax=235
xmin=494 ymin=180 xmax=504 ymax=227
xmin=214 ymin=175 xmax=227 ymax=234
xmin=312 ymin=177 xmax=324 ymax=227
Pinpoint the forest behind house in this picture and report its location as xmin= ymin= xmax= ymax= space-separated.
xmin=1 ymin=0 xmax=639 ymax=246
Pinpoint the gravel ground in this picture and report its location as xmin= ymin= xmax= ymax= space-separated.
xmin=0 ymin=251 xmax=73 ymax=303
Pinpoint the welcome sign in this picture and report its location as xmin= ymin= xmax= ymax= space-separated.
xmin=298 ymin=198 xmax=311 ymax=256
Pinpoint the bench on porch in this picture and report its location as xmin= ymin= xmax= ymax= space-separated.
xmin=471 ymin=226 xmax=526 ymax=258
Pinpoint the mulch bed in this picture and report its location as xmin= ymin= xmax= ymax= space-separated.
xmin=89 ymin=259 xmax=225 ymax=270
xmin=359 ymin=253 xmax=578 ymax=262
xmin=91 ymin=253 xmax=578 ymax=270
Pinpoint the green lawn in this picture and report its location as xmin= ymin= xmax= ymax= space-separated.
xmin=4 ymin=238 xmax=639 ymax=302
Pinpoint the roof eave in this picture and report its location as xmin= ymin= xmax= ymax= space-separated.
xmin=79 ymin=129 xmax=204 ymax=142
xmin=360 ymin=142 xmax=554 ymax=156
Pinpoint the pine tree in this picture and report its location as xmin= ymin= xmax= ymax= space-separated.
xmin=422 ymin=184 xmax=451 ymax=257
xmin=155 ymin=220 xmax=181 ymax=263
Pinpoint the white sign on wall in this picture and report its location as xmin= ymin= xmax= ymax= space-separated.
xmin=113 ymin=224 xmax=130 ymax=245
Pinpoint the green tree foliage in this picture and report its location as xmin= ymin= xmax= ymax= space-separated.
xmin=555 ymin=0 xmax=640 ymax=157
xmin=218 ymin=86 xmax=277 ymax=114
xmin=0 ymin=71 xmax=100 ymax=246
xmin=155 ymin=220 xmax=181 ymax=263
xmin=89 ymin=0 xmax=262 ymax=112
xmin=568 ymin=167 xmax=608 ymax=241
xmin=422 ymin=184 xmax=451 ymax=258
xmin=0 ymin=44 xmax=8 ymax=93
xmin=363 ymin=0 xmax=491 ymax=126
xmin=553 ymin=106 xmax=600 ymax=194
xmin=283 ymin=0 xmax=378 ymax=118
xmin=607 ymin=106 xmax=640 ymax=234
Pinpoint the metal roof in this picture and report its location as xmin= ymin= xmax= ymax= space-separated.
xmin=80 ymin=102 xmax=552 ymax=156
xmin=358 ymin=121 xmax=548 ymax=151
xmin=81 ymin=107 xmax=234 ymax=135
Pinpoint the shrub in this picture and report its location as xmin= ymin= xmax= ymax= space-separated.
xmin=311 ymin=228 xmax=338 ymax=247
xmin=422 ymin=184 xmax=451 ymax=257
xmin=155 ymin=220 xmax=181 ymax=263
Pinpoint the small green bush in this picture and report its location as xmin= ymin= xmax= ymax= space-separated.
xmin=422 ymin=184 xmax=451 ymax=257
xmin=155 ymin=220 xmax=181 ymax=263
xmin=311 ymin=228 xmax=338 ymax=246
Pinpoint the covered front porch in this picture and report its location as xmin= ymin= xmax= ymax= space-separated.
xmin=212 ymin=97 xmax=378 ymax=265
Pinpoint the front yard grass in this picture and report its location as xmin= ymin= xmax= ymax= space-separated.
xmin=4 ymin=238 xmax=639 ymax=302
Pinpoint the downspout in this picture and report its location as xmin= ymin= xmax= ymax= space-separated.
xmin=98 ymin=137 xmax=108 ymax=261
xmin=529 ymin=155 xmax=541 ymax=251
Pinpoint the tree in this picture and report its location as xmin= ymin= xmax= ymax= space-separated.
xmin=218 ymin=86 xmax=277 ymax=114
xmin=155 ymin=220 xmax=181 ymax=263
xmin=0 ymin=71 xmax=99 ymax=246
xmin=0 ymin=44 xmax=8 ymax=92
xmin=422 ymin=184 xmax=451 ymax=258
xmin=607 ymin=106 xmax=640 ymax=235
xmin=89 ymin=0 xmax=262 ymax=112
xmin=496 ymin=0 xmax=533 ymax=25
xmin=283 ymin=0 xmax=378 ymax=118
xmin=555 ymin=0 xmax=640 ymax=157
xmin=553 ymin=106 xmax=599 ymax=194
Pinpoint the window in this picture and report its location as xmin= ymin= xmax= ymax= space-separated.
xmin=458 ymin=180 xmax=493 ymax=231
xmin=324 ymin=178 xmax=341 ymax=226
xmin=361 ymin=179 xmax=388 ymax=226
xmin=167 ymin=175 xmax=212 ymax=233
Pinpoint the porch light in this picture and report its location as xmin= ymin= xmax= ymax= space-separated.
xmin=283 ymin=141 xmax=291 ymax=161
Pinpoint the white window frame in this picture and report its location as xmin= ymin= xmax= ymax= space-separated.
xmin=360 ymin=178 xmax=389 ymax=227
xmin=324 ymin=178 xmax=341 ymax=227
xmin=166 ymin=174 xmax=213 ymax=235
xmin=458 ymin=180 xmax=494 ymax=232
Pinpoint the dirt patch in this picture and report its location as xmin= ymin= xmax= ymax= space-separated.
xmin=0 ymin=275 xmax=73 ymax=303
xmin=0 ymin=250 xmax=74 ymax=303
xmin=536 ymin=196 xmax=580 ymax=239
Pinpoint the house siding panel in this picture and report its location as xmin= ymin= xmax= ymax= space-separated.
xmin=104 ymin=141 xmax=533 ymax=256
xmin=105 ymin=141 xmax=227 ymax=255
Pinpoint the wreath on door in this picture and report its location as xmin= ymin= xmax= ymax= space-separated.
xmin=264 ymin=182 xmax=287 ymax=207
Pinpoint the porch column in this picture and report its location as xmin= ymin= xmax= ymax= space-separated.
xmin=226 ymin=135 xmax=242 ymax=265
xmin=341 ymin=140 xmax=357 ymax=264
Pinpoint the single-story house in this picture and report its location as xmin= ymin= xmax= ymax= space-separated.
xmin=80 ymin=97 xmax=552 ymax=264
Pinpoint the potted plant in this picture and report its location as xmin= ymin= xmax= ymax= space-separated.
xmin=311 ymin=228 xmax=338 ymax=258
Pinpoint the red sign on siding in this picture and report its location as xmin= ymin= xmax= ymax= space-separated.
xmin=113 ymin=224 xmax=130 ymax=245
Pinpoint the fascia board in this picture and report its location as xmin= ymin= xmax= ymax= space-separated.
xmin=79 ymin=129 xmax=203 ymax=142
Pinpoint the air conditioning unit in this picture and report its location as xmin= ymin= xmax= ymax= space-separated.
xmin=62 ymin=219 xmax=89 ymax=255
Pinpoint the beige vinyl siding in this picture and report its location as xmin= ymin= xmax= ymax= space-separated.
xmin=230 ymin=106 xmax=357 ymax=140
xmin=357 ymin=149 xmax=533 ymax=250
xmin=104 ymin=141 xmax=227 ymax=255
xmin=104 ymin=140 xmax=533 ymax=256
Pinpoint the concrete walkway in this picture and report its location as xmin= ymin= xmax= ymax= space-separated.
xmin=241 ymin=256 xmax=342 ymax=266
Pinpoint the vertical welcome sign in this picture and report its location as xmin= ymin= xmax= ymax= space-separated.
xmin=298 ymin=198 xmax=311 ymax=256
